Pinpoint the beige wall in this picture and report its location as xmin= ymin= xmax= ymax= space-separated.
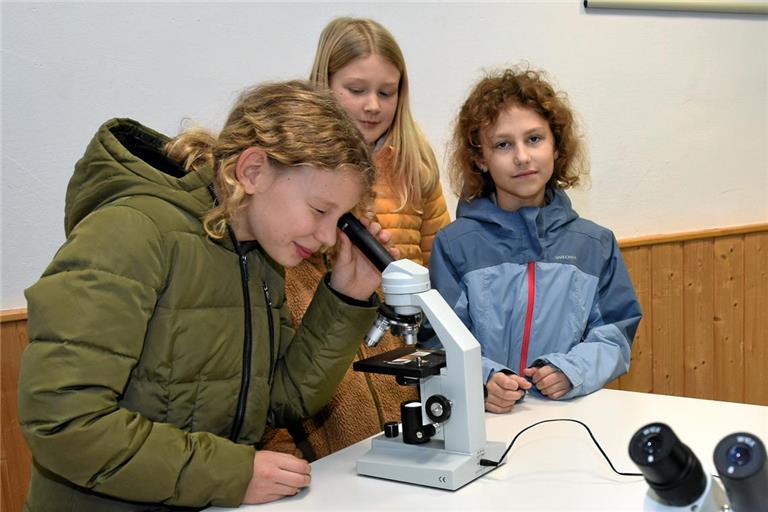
xmin=2 ymin=2 xmax=767 ymax=310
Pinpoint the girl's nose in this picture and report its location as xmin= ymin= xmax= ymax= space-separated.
xmin=363 ymin=93 xmax=381 ymax=113
xmin=514 ymin=147 xmax=531 ymax=166
xmin=317 ymin=218 xmax=338 ymax=248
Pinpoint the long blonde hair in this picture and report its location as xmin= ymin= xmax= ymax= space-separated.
xmin=165 ymin=80 xmax=375 ymax=238
xmin=310 ymin=17 xmax=438 ymax=212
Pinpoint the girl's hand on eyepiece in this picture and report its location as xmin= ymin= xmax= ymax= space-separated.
xmin=330 ymin=218 xmax=399 ymax=301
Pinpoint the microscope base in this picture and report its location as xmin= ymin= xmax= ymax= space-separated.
xmin=357 ymin=434 xmax=507 ymax=490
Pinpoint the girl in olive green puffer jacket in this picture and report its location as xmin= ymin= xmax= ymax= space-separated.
xmin=18 ymin=81 xmax=395 ymax=511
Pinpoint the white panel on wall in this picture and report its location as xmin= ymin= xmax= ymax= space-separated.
xmin=2 ymin=1 xmax=767 ymax=309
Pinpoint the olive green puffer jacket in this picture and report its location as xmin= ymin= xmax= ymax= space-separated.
xmin=17 ymin=119 xmax=378 ymax=511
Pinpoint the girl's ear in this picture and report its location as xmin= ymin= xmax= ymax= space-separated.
xmin=474 ymin=158 xmax=488 ymax=173
xmin=235 ymin=147 xmax=270 ymax=194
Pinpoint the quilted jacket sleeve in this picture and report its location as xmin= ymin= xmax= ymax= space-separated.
xmin=18 ymin=205 xmax=254 ymax=508
xmin=537 ymin=235 xmax=642 ymax=399
xmin=419 ymin=181 xmax=451 ymax=265
xmin=268 ymin=276 xmax=379 ymax=427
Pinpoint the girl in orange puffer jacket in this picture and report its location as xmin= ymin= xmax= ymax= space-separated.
xmin=260 ymin=17 xmax=451 ymax=461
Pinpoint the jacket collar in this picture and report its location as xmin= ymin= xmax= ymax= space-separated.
xmin=456 ymin=187 xmax=579 ymax=248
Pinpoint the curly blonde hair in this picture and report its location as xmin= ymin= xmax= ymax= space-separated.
xmin=451 ymin=66 xmax=588 ymax=200
xmin=165 ymin=80 xmax=375 ymax=238
xmin=310 ymin=17 xmax=439 ymax=212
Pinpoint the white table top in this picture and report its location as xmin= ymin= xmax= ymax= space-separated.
xmin=209 ymin=389 xmax=767 ymax=511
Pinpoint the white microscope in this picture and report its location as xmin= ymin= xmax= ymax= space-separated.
xmin=338 ymin=214 xmax=507 ymax=490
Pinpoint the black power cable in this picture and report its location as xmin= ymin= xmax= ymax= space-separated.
xmin=479 ymin=418 xmax=643 ymax=478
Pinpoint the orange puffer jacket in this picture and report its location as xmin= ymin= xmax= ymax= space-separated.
xmin=259 ymin=147 xmax=451 ymax=460
xmin=370 ymin=147 xmax=451 ymax=265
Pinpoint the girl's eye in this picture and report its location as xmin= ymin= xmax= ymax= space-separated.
xmin=312 ymin=206 xmax=326 ymax=215
xmin=495 ymin=141 xmax=510 ymax=150
xmin=379 ymin=90 xmax=394 ymax=98
xmin=529 ymin=135 xmax=542 ymax=144
xmin=348 ymin=87 xmax=365 ymax=95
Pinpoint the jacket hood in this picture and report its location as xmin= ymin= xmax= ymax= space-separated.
xmin=64 ymin=118 xmax=215 ymax=236
xmin=456 ymin=188 xmax=579 ymax=250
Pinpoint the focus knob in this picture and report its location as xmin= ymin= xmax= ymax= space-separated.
xmin=426 ymin=395 xmax=452 ymax=423
xmin=384 ymin=421 xmax=399 ymax=438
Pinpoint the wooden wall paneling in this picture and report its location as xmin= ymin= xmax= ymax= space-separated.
xmin=682 ymin=239 xmax=715 ymax=400
xmin=650 ymin=243 xmax=685 ymax=396
xmin=743 ymin=232 xmax=768 ymax=406
xmin=1 ymin=319 xmax=31 ymax=512
xmin=620 ymin=223 xmax=768 ymax=248
xmin=619 ymin=246 xmax=653 ymax=393
xmin=713 ymin=236 xmax=745 ymax=403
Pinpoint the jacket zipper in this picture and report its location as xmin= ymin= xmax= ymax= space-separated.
xmin=519 ymin=261 xmax=536 ymax=375
xmin=262 ymin=281 xmax=275 ymax=385
xmin=230 ymin=253 xmax=253 ymax=441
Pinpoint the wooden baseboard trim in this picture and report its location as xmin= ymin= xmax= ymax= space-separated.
xmin=619 ymin=223 xmax=767 ymax=248
xmin=0 ymin=309 xmax=28 ymax=323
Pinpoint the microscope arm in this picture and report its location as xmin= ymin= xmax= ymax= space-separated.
xmin=412 ymin=288 xmax=487 ymax=454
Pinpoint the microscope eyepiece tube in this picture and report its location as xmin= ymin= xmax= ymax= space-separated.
xmin=628 ymin=423 xmax=707 ymax=507
xmin=713 ymin=432 xmax=767 ymax=511
xmin=337 ymin=213 xmax=395 ymax=272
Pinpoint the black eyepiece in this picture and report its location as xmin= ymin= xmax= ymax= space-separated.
xmin=628 ymin=423 xmax=707 ymax=507
xmin=641 ymin=433 xmax=665 ymax=459
xmin=727 ymin=443 xmax=752 ymax=467
xmin=713 ymin=432 xmax=767 ymax=512
xmin=337 ymin=213 xmax=394 ymax=272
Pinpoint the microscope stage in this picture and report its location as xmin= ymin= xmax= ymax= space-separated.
xmin=353 ymin=346 xmax=446 ymax=378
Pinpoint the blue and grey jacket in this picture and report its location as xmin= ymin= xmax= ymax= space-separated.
xmin=427 ymin=188 xmax=641 ymax=400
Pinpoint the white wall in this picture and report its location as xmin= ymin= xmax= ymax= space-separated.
xmin=2 ymin=1 xmax=767 ymax=309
